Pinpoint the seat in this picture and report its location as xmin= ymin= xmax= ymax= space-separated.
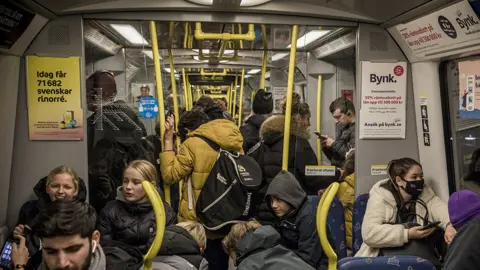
xmin=338 ymin=256 xmax=436 ymax=270
xmin=309 ymin=195 xmax=347 ymax=260
xmin=352 ymin=194 xmax=369 ymax=255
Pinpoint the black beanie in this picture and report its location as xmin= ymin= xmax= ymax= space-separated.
xmin=252 ymin=89 xmax=273 ymax=115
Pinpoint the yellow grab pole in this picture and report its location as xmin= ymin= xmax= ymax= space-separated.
xmin=316 ymin=75 xmax=322 ymax=165
xmin=281 ymin=25 xmax=299 ymax=171
xmin=233 ymin=74 xmax=238 ymax=118
xmin=142 ymin=181 xmax=166 ymax=270
xmin=238 ymin=69 xmax=245 ymax=126
xmin=168 ymin=23 xmax=181 ymax=150
xmin=260 ymin=25 xmax=268 ymax=90
xmin=182 ymin=69 xmax=189 ymax=110
xmin=316 ymin=183 xmax=339 ymax=270
xmin=150 ymin=21 xmax=170 ymax=206
xmin=187 ymin=76 xmax=193 ymax=109
xmin=227 ymin=86 xmax=232 ymax=114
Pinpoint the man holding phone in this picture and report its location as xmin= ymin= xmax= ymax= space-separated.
xmin=320 ymin=97 xmax=356 ymax=167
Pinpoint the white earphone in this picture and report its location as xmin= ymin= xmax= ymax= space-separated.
xmin=92 ymin=240 xmax=97 ymax=254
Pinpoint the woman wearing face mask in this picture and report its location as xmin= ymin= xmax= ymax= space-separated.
xmin=355 ymin=158 xmax=456 ymax=264
xmin=98 ymin=160 xmax=177 ymax=254
xmin=13 ymin=165 xmax=87 ymax=255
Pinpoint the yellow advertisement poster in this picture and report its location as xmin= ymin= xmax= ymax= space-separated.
xmin=26 ymin=56 xmax=84 ymax=140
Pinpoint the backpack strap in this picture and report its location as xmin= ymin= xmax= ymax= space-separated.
xmin=192 ymin=135 xmax=221 ymax=152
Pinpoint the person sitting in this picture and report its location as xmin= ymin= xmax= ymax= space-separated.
xmin=355 ymin=158 xmax=456 ymax=269
xmin=11 ymin=199 xmax=144 ymax=270
xmin=265 ymin=171 xmax=331 ymax=270
xmin=98 ymin=160 xmax=176 ymax=254
xmin=153 ymin=221 xmax=209 ymax=270
xmin=443 ymin=190 xmax=480 ymax=270
xmin=240 ymin=89 xmax=273 ymax=152
xmin=13 ymin=166 xmax=87 ymax=255
xmin=338 ymin=148 xmax=355 ymax=249
xmin=222 ymin=219 xmax=314 ymax=270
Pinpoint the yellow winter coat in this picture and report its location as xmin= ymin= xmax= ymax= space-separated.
xmin=160 ymin=119 xmax=243 ymax=223
xmin=338 ymin=174 xmax=355 ymax=249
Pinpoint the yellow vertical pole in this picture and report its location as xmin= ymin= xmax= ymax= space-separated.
xmin=150 ymin=21 xmax=170 ymax=205
xmin=168 ymin=22 xmax=181 ymax=149
xmin=238 ymin=69 xmax=245 ymax=127
xmin=227 ymin=86 xmax=232 ymax=114
xmin=182 ymin=69 xmax=188 ymax=110
xmin=260 ymin=25 xmax=268 ymax=90
xmin=317 ymin=75 xmax=322 ymax=165
xmin=282 ymin=25 xmax=299 ymax=171
xmin=233 ymin=74 xmax=238 ymax=119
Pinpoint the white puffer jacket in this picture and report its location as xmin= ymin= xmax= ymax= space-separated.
xmin=355 ymin=179 xmax=450 ymax=257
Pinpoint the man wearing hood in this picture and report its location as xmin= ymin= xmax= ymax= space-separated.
xmin=240 ymin=89 xmax=273 ymax=152
xmin=222 ymin=220 xmax=315 ymax=270
xmin=12 ymin=200 xmax=144 ymax=270
xmin=265 ymin=171 xmax=331 ymax=270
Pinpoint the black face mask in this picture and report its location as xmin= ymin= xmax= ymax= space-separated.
xmin=401 ymin=178 xmax=425 ymax=200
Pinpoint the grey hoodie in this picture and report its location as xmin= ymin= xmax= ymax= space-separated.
xmin=38 ymin=245 xmax=107 ymax=270
xmin=266 ymin=170 xmax=307 ymax=211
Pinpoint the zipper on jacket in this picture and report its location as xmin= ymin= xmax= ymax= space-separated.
xmin=202 ymin=179 xmax=237 ymax=213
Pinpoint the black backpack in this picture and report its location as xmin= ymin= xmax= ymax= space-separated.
xmin=193 ymin=135 xmax=263 ymax=234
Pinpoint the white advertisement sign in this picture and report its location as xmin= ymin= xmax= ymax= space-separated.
xmin=395 ymin=0 xmax=480 ymax=59
xmin=273 ymin=86 xmax=287 ymax=113
xmin=371 ymin=165 xmax=388 ymax=176
xmin=360 ymin=62 xmax=407 ymax=139
xmin=305 ymin=166 xmax=336 ymax=176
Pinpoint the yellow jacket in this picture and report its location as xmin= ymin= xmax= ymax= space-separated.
xmin=160 ymin=119 xmax=243 ymax=223
xmin=338 ymin=173 xmax=355 ymax=249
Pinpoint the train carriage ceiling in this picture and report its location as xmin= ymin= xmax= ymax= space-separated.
xmin=18 ymin=0 xmax=455 ymax=25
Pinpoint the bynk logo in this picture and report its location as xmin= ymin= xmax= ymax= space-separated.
xmin=456 ymin=10 xmax=479 ymax=31
xmin=370 ymin=74 xmax=396 ymax=85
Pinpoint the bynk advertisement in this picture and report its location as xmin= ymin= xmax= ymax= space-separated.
xmin=458 ymin=59 xmax=480 ymax=118
xmin=360 ymin=62 xmax=407 ymax=139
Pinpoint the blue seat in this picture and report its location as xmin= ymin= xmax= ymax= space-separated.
xmin=352 ymin=194 xmax=369 ymax=255
xmin=309 ymin=195 xmax=347 ymax=260
xmin=338 ymin=256 xmax=436 ymax=270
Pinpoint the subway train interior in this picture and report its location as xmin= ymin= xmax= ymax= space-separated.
xmin=3 ymin=0 xmax=480 ymax=269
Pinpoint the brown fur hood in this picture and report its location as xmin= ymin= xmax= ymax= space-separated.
xmin=259 ymin=115 xmax=311 ymax=140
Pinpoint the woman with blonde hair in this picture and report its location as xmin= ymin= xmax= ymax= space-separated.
xmin=98 ymin=159 xmax=176 ymax=254
xmin=14 ymin=165 xmax=87 ymax=254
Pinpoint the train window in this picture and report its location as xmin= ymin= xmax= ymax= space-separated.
xmin=442 ymin=58 xmax=480 ymax=193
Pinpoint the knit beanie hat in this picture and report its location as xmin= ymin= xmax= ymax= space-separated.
xmin=448 ymin=190 xmax=480 ymax=230
xmin=252 ymin=89 xmax=273 ymax=115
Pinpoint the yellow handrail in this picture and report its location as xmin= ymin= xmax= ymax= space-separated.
xmin=316 ymin=182 xmax=339 ymax=270
xmin=260 ymin=25 xmax=268 ymax=90
xmin=142 ymin=181 xmax=166 ymax=270
xmin=232 ymin=74 xmax=238 ymax=119
xmin=281 ymin=25 xmax=299 ymax=171
xmin=238 ymin=69 xmax=245 ymax=127
xmin=168 ymin=22 xmax=181 ymax=150
xmin=195 ymin=22 xmax=255 ymax=40
xmin=317 ymin=75 xmax=323 ymax=165
xmin=149 ymin=21 xmax=170 ymax=205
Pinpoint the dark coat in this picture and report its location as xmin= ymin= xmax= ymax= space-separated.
xmin=240 ymin=114 xmax=268 ymax=152
xmin=322 ymin=122 xmax=355 ymax=167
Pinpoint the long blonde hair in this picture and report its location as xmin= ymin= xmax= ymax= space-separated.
xmin=126 ymin=160 xmax=158 ymax=185
xmin=46 ymin=166 xmax=80 ymax=196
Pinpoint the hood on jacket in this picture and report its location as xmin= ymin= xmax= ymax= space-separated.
xmin=265 ymin=171 xmax=306 ymax=211
xmin=370 ymin=178 xmax=436 ymax=207
xmin=190 ymin=119 xmax=243 ymax=152
xmin=259 ymin=115 xmax=311 ymax=143
xmin=236 ymin=225 xmax=281 ymax=265
xmin=159 ymin=225 xmax=202 ymax=256
xmin=34 ymin=176 xmax=87 ymax=208
xmin=102 ymin=240 xmax=144 ymax=270
xmin=245 ymin=114 xmax=268 ymax=129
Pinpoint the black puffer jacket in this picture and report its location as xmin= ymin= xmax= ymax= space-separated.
xmin=240 ymin=114 xmax=268 ymax=152
xmin=265 ymin=171 xmax=333 ymax=270
xmin=17 ymin=176 xmax=87 ymax=255
xmin=322 ymin=122 xmax=355 ymax=167
xmin=98 ymin=187 xmax=177 ymax=254
xmin=249 ymin=115 xmax=332 ymax=225
xmin=152 ymin=225 xmax=209 ymax=270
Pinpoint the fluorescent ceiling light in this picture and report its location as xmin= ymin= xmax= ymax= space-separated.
xmin=248 ymin=69 xmax=261 ymax=74
xmin=110 ymin=24 xmax=148 ymax=45
xmin=164 ymin=68 xmax=177 ymax=74
xmin=465 ymin=135 xmax=476 ymax=141
xmin=244 ymin=75 xmax=252 ymax=78
xmin=272 ymin=53 xmax=289 ymax=61
xmin=240 ymin=0 xmax=271 ymax=6
xmin=288 ymin=30 xmax=330 ymax=49
xmin=187 ymin=0 xmax=213 ymax=5
xmin=224 ymin=50 xmax=234 ymax=55
xmin=220 ymin=60 xmax=229 ymax=64
xmin=265 ymin=71 xmax=270 ymax=78
xmin=193 ymin=56 xmax=208 ymax=63
xmin=142 ymin=50 xmax=162 ymax=60
xmin=193 ymin=49 xmax=210 ymax=54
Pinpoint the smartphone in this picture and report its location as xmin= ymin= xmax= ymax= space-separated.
xmin=423 ymin=221 xmax=441 ymax=229
xmin=0 ymin=240 xmax=13 ymax=269
xmin=313 ymin=131 xmax=328 ymax=140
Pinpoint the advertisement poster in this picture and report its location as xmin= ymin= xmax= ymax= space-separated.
xmin=359 ymin=61 xmax=407 ymax=139
xmin=458 ymin=59 xmax=480 ymax=118
xmin=0 ymin=2 xmax=35 ymax=49
xmin=273 ymin=86 xmax=287 ymax=113
xmin=395 ymin=0 xmax=480 ymax=59
xmin=26 ymin=56 xmax=84 ymax=140
xmin=273 ymin=28 xmax=291 ymax=49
